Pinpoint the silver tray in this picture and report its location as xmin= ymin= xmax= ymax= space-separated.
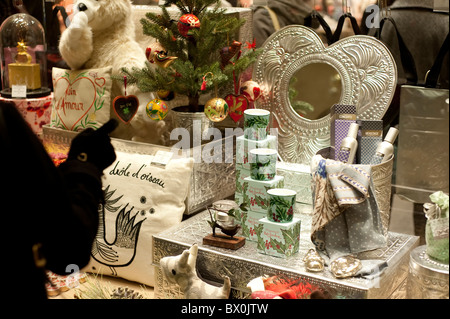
xmin=153 ymin=208 xmax=419 ymax=299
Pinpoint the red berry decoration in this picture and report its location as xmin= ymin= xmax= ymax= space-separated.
xmin=177 ymin=14 xmax=200 ymax=38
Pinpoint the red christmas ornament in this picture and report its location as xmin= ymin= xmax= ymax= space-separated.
xmin=177 ymin=14 xmax=200 ymax=38
xmin=240 ymin=80 xmax=261 ymax=102
xmin=225 ymin=94 xmax=249 ymax=123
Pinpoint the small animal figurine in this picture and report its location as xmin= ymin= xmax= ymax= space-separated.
xmin=207 ymin=207 xmax=240 ymax=239
xmin=159 ymin=244 xmax=231 ymax=299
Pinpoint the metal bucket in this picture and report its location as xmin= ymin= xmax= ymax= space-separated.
xmin=316 ymin=147 xmax=394 ymax=236
xmin=171 ymin=105 xmax=213 ymax=145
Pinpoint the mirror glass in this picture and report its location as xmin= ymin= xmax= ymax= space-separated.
xmin=289 ymin=63 xmax=342 ymax=120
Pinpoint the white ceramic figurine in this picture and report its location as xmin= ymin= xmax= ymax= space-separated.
xmin=159 ymin=244 xmax=231 ymax=299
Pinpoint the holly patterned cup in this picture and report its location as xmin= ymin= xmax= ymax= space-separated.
xmin=249 ymin=148 xmax=277 ymax=181
xmin=267 ymin=188 xmax=296 ymax=223
xmin=244 ymin=109 xmax=270 ymax=140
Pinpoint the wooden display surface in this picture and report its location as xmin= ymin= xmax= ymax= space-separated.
xmin=203 ymin=234 xmax=245 ymax=250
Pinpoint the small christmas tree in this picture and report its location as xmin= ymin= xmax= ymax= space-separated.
xmin=121 ymin=0 xmax=261 ymax=114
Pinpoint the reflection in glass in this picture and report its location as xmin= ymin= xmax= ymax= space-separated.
xmin=289 ymin=63 xmax=342 ymax=120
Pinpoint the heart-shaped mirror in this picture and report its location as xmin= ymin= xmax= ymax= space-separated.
xmin=253 ymin=25 xmax=397 ymax=165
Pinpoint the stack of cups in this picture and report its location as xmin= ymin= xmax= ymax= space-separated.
xmin=233 ymin=109 xmax=284 ymax=242
xmin=256 ymin=186 xmax=302 ymax=258
xmin=243 ymin=109 xmax=302 ymax=257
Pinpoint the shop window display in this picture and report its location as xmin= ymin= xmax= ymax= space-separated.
xmin=0 ymin=0 xmax=448 ymax=302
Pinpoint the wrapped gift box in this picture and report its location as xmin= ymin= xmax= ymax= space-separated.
xmin=8 ymin=63 xmax=41 ymax=90
xmin=236 ymin=134 xmax=277 ymax=170
xmin=257 ymin=217 xmax=301 ymax=258
xmin=276 ymin=161 xmax=313 ymax=205
xmin=234 ymin=193 xmax=258 ymax=234
xmin=243 ymin=175 xmax=284 ymax=214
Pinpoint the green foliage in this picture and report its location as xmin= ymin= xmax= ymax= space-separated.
xmin=269 ymin=224 xmax=301 ymax=257
xmin=255 ymin=223 xmax=265 ymax=250
xmin=244 ymin=116 xmax=269 ymax=129
xmin=240 ymin=212 xmax=249 ymax=237
xmin=289 ymin=76 xmax=314 ymax=116
xmin=120 ymin=0 xmax=261 ymax=110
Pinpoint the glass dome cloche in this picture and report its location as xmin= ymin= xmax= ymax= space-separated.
xmin=0 ymin=13 xmax=51 ymax=98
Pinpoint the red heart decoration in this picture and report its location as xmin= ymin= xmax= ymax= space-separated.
xmin=95 ymin=77 xmax=106 ymax=87
xmin=225 ymin=94 xmax=249 ymax=123
xmin=113 ymin=95 xmax=139 ymax=124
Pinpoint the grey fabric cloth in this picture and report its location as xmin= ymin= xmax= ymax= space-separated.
xmin=324 ymin=160 xmax=387 ymax=260
xmin=311 ymin=155 xmax=388 ymax=279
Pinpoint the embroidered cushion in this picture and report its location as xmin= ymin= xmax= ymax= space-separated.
xmin=85 ymin=151 xmax=194 ymax=287
xmin=50 ymin=67 xmax=112 ymax=131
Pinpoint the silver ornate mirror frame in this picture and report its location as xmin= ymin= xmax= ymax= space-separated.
xmin=253 ymin=25 xmax=397 ymax=165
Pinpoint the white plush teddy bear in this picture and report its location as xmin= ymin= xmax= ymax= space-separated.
xmin=59 ymin=0 xmax=165 ymax=144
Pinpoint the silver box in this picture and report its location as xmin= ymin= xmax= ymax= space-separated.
xmin=276 ymin=161 xmax=313 ymax=205
xmin=42 ymin=125 xmax=236 ymax=215
xmin=153 ymin=208 xmax=419 ymax=299
xmin=406 ymin=245 xmax=449 ymax=299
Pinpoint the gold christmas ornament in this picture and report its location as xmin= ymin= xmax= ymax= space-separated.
xmin=146 ymin=98 xmax=168 ymax=121
xmin=330 ymin=255 xmax=362 ymax=279
xmin=204 ymin=97 xmax=229 ymax=122
xmin=157 ymin=89 xmax=175 ymax=101
xmin=303 ymin=249 xmax=325 ymax=272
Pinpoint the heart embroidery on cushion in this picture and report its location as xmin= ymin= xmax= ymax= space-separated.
xmin=225 ymin=94 xmax=249 ymax=123
xmin=95 ymin=77 xmax=106 ymax=87
xmin=113 ymin=95 xmax=139 ymax=124
xmin=53 ymin=76 xmax=97 ymax=130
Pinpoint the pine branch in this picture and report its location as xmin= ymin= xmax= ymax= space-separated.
xmin=121 ymin=0 xmax=262 ymax=109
